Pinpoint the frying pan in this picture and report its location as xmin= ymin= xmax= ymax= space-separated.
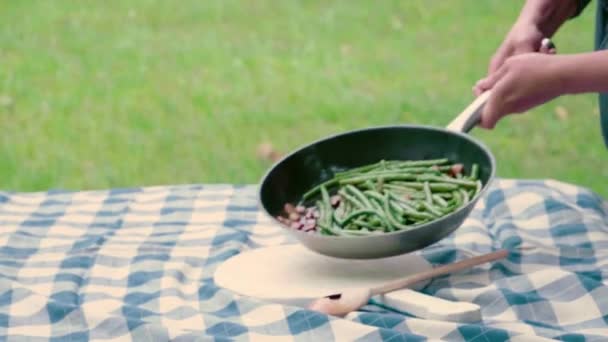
xmin=258 ymin=91 xmax=494 ymax=259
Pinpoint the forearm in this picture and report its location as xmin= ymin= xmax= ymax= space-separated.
xmin=557 ymin=51 xmax=608 ymax=94
xmin=517 ymin=0 xmax=579 ymax=36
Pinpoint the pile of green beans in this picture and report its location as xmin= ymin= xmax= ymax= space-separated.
xmin=285 ymin=158 xmax=482 ymax=236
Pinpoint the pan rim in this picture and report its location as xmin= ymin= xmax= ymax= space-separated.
xmin=257 ymin=123 xmax=497 ymax=239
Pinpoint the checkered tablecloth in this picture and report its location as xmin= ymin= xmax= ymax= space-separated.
xmin=0 ymin=179 xmax=607 ymax=341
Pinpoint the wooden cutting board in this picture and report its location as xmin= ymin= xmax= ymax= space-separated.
xmin=214 ymin=244 xmax=481 ymax=322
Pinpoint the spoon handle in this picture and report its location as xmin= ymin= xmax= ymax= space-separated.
xmin=370 ymin=249 xmax=509 ymax=296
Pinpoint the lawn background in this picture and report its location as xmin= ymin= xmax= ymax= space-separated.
xmin=2 ymin=1 xmax=608 ymax=196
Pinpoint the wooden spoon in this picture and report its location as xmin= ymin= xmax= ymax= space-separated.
xmin=308 ymin=249 xmax=509 ymax=317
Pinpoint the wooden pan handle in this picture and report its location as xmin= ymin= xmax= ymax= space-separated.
xmin=445 ymin=90 xmax=491 ymax=133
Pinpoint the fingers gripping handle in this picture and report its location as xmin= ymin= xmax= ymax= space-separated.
xmin=446 ymin=37 xmax=552 ymax=133
xmin=446 ymin=91 xmax=491 ymax=133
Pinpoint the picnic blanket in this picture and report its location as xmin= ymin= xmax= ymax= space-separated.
xmin=0 ymin=179 xmax=607 ymax=341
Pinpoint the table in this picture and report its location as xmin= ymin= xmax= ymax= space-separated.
xmin=0 ymin=179 xmax=607 ymax=341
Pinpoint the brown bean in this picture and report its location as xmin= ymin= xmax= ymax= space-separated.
xmin=304 ymin=224 xmax=316 ymax=232
xmin=330 ymin=195 xmax=341 ymax=207
xmin=289 ymin=212 xmax=301 ymax=221
xmin=451 ymin=164 xmax=464 ymax=176
xmin=284 ymin=203 xmax=296 ymax=214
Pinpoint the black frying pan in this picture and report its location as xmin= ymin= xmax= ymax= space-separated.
xmin=259 ymin=91 xmax=494 ymax=259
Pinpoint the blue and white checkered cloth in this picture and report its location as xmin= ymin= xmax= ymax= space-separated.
xmin=0 ymin=178 xmax=607 ymax=341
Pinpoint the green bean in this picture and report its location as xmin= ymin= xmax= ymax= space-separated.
xmin=416 ymin=175 xmax=477 ymax=188
xmin=393 ymin=199 xmax=435 ymax=221
xmin=341 ymin=199 xmax=352 ymax=217
xmin=388 ymin=165 xmax=454 ymax=174
xmin=470 ymin=164 xmax=479 ymax=179
xmin=332 ymin=209 xmax=344 ymax=225
xmin=339 ymin=173 xmax=417 ymax=185
xmin=388 ymin=200 xmax=406 ymax=216
xmin=353 ymin=218 xmax=382 ymax=230
xmin=316 ymin=200 xmax=334 ymax=235
xmin=383 ymin=194 xmax=412 ymax=231
xmin=341 ymin=169 xmax=418 ymax=179
xmin=440 ymin=204 xmax=458 ymax=214
xmin=397 ymin=158 xmax=450 ymax=167
xmin=318 ymin=224 xmax=336 ymax=235
xmin=321 ymin=185 xmax=331 ymax=208
xmin=363 ymin=189 xmax=385 ymax=202
xmin=427 ymin=183 xmax=461 ymax=192
xmin=326 ymin=223 xmax=364 ymax=236
xmin=336 ymin=159 xmax=449 ymax=178
xmin=344 ymin=222 xmax=361 ymax=230
xmin=392 ymin=181 xmax=460 ymax=192
xmin=391 ymin=191 xmax=427 ymax=201
xmin=475 ymin=180 xmax=482 ymax=195
xmin=459 ymin=188 xmax=470 ymax=204
xmin=387 ymin=192 xmax=420 ymax=212
xmin=338 ymin=189 xmax=365 ymax=209
xmin=420 ymin=201 xmax=443 ymax=217
xmin=423 ymin=181 xmax=432 ymax=204
xmin=345 ymin=185 xmax=374 ymax=209
xmin=316 ymin=200 xmax=325 ymax=222
xmin=365 ymin=191 xmax=390 ymax=214
xmin=382 ymin=183 xmax=418 ymax=193
xmin=377 ymin=176 xmax=385 ymax=192
xmin=361 ymin=180 xmax=376 ymax=190
xmin=368 ymin=197 xmax=385 ymax=214
xmin=335 ymin=161 xmax=386 ymax=177
xmin=369 ymin=216 xmax=384 ymax=228
xmin=296 ymin=158 xmax=488 ymax=235
xmin=432 ymin=194 xmax=449 ymax=207
xmin=452 ymin=190 xmax=463 ymax=209
xmin=303 ymin=179 xmax=338 ymax=201
xmin=403 ymin=210 xmax=435 ymax=221
xmin=341 ymin=209 xmax=385 ymax=227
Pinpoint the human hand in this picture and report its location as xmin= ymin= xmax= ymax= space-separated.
xmin=474 ymin=22 xmax=556 ymax=95
xmin=474 ymin=53 xmax=564 ymax=129
xmin=490 ymin=22 xmax=546 ymax=72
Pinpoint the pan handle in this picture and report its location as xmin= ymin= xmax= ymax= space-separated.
xmin=445 ymin=90 xmax=491 ymax=133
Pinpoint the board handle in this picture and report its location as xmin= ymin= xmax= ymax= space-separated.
xmin=371 ymin=249 xmax=508 ymax=296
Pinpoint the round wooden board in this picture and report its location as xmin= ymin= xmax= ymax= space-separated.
xmin=214 ymin=244 xmax=432 ymax=306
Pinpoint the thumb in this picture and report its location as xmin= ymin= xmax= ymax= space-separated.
xmin=474 ymin=65 xmax=508 ymax=94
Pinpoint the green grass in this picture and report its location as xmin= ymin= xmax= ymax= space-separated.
xmin=2 ymin=1 xmax=607 ymax=196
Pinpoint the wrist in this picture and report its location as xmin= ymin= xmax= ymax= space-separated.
xmin=550 ymin=56 xmax=577 ymax=96
xmin=517 ymin=0 xmax=578 ymax=37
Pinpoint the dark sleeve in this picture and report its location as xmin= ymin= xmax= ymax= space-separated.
xmin=571 ymin=0 xmax=592 ymax=18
